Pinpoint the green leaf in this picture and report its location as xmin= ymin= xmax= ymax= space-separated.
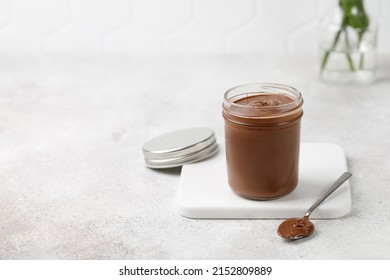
xmin=339 ymin=0 xmax=369 ymax=30
xmin=348 ymin=13 xmax=369 ymax=29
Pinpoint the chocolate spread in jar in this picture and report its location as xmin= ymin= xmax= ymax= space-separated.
xmin=223 ymin=83 xmax=303 ymax=200
xmin=234 ymin=93 xmax=294 ymax=107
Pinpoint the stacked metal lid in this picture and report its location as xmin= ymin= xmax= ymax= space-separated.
xmin=142 ymin=127 xmax=218 ymax=168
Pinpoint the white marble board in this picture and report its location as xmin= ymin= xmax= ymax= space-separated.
xmin=177 ymin=143 xmax=351 ymax=219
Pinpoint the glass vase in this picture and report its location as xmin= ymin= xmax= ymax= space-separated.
xmin=319 ymin=2 xmax=377 ymax=84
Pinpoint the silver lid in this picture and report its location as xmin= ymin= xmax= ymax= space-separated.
xmin=142 ymin=127 xmax=218 ymax=168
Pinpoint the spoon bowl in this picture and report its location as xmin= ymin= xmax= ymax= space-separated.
xmin=277 ymin=217 xmax=314 ymax=240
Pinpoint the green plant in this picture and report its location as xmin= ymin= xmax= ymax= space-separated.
xmin=320 ymin=0 xmax=369 ymax=73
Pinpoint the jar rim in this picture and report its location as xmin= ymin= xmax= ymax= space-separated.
xmin=223 ymin=82 xmax=303 ymax=119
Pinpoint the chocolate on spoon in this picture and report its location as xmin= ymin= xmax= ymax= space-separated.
xmin=277 ymin=172 xmax=352 ymax=240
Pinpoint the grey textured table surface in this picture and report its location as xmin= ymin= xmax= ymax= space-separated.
xmin=1 ymin=54 xmax=389 ymax=259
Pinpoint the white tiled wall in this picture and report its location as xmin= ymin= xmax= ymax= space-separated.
xmin=0 ymin=0 xmax=388 ymax=54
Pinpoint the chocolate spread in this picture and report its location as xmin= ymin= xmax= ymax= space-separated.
xmin=234 ymin=94 xmax=294 ymax=107
xmin=277 ymin=217 xmax=314 ymax=239
xmin=223 ymin=84 xmax=303 ymax=200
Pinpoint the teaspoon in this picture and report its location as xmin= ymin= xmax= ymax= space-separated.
xmin=277 ymin=172 xmax=352 ymax=240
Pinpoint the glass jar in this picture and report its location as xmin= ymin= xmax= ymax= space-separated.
xmin=222 ymin=83 xmax=304 ymax=200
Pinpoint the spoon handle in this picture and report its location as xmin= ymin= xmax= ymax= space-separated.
xmin=304 ymin=172 xmax=352 ymax=218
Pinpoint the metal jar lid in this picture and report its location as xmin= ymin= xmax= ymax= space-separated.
xmin=142 ymin=127 xmax=218 ymax=169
